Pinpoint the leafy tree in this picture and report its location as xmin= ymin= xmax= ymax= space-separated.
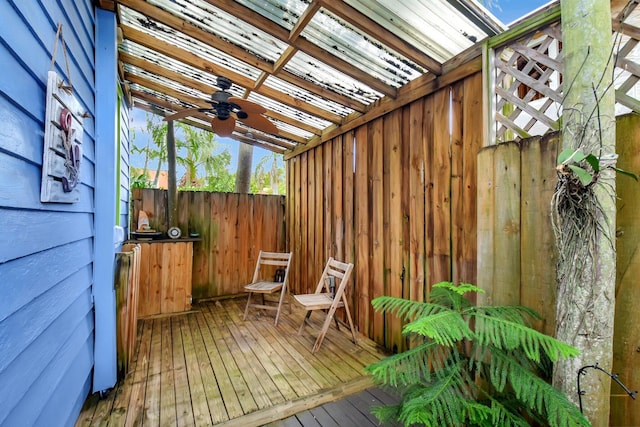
xmin=250 ymin=151 xmax=286 ymax=194
xmin=131 ymin=113 xmax=167 ymax=187
xmin=366 ymin=282 xmax=590 ymax=427
xmin=174 ymin=122 xmax=234 ymax=191
xmin=131 ymin=112 xmax=235 ymax=192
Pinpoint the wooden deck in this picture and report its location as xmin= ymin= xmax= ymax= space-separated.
xmin=75 ymin=297 xmax=393 ymax=426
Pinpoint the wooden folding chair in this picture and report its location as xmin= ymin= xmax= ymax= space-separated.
xmin=243 ymin=250 xmax=293 ymax=326
xmin=293 ymin=257 xmax=357 ymax=353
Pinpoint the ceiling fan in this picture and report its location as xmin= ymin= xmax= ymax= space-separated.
xmin=164 ymin=76 xmax=278 ymax=137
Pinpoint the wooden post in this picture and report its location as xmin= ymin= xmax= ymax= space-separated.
xmin=167 ymin=120 xmax=178 ymax=227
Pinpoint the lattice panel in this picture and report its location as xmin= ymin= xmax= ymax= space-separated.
xmin=613 ymin=1 xmax=640 ymax=114
xmin=490 ymin=1 xmax=640 ymax=145
xmin=492 ymin=22 xmax=563 ymax=144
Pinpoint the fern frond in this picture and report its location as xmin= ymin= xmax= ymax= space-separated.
xmin=472 ymin=311 xmax=579 ymax=362
xmin=365 ymin=341 xmax=440 ymax=387
xmin=371 ymin=295 xmax=446 ymax=322
xmin=395 ymin=366 xmax=473 ymax=427
xmin=404 ymin=308 xmax=473 ymax=346
xmin=429 ymin=282 xmax=479 ymax=311
xmin=485 ymin=349 xmax=590 ymax=427
xmin=482 ymin=398 xmax=532 ymax=427
xmin=473 ymin=305 xmax=542 ymax=326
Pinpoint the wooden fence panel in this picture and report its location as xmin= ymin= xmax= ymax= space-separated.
xmin=431 ymin=88 xmax=452 ymax=285
xmin=131 ymin=190 xmax=285 ymax=299
xmin=478 ymin=119 xmax=640 ymax=425
xmin=286 ymin=72 xmax=481 ymax=348
xmin=354 ymin=124 xmax=370 ymax=336
xmin=520 ymin=135 xmax=559 ymax=336
xmin=384 ymin=110 xmax=404 ymax=352
xmin=408 ymin=100 xmax=426 ymax=304
xmin=611 ymin=114 xmax=640 ymax=426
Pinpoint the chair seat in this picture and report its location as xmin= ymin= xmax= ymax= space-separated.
xmin=294 ymin=293 xmax=344 ymax=310
xmin=245 ymin=281 xmax=283 ymax=293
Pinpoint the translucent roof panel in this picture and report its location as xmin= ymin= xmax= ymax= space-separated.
xmin=246 ymin=90 xmax=332 ymax=131
xmin=344 ymin=0 xmax=504 ymax=62
xmin=146 ymin=0 xmax=288 ymax=64
xmin=120 ymin=6 xmax=264 ymax=80
xmin=301 ymin=8 xmax=425 ymax=88
xmin=284 ymin=50 xmax=383 ymax=106
xmin=232 ymin=0 xmax=310 ymax=31
xmin=119 ymin=41 xmax=221 ymax=91
xmin=114 ymin=0 xmax=505 ymax=153
xmin=264 ymin=75 xmax=354 ymax=118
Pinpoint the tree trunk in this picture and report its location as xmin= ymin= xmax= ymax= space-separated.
xmin=554 ymin=1 xmax=616 ymax=425
xmin=235 ymin=142 xmax=253 ymax=193
xmin=166 ymin=120 xmax=178 ymax=228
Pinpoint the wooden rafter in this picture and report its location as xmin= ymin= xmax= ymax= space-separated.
xmin=205 ymin=0 xmax=398 ymax=98
xmin=132 ymin=90 xmax=293 ymax=154
xmin=108 ymin=0 xmax=507 ymax=154
xmin=125 ymin=73 xmax=307 ymax=144
xmin=119 ymin=52 xmax=323 ymax=136
xmin=119 ymin=0 xmax=367 ymax=115
xmin=120 ymin=25 xmax=342 ymax=124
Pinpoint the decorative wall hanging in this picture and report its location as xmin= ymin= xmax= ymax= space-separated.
xmin=41 ymin=24 xmax=85 ymax=203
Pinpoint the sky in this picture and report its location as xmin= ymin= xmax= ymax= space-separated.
xmin=129 ymin=0 xmax=553 ymax=175
xmin=488 ymin=0 xmax=553 ymax=25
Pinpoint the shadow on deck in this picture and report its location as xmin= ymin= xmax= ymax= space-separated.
xmin=76 ymin=297 xmax=395 ymax=426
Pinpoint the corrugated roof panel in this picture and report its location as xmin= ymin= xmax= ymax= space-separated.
xmin=129 ymin=83 xmax=191 ymax=109
xmin=344 ymin=0 xmax=494 ymax=62
xmin=232 ymin=0 xmax=310 ymax=31
xmin=147 ymin=0 xmax=288 ymax=64
xmin=246 ymin=91 xmax=333 ymax=130
xmin=263 ymin=75 xmax=354 ymax=118
xmin=301 ymin=7 xmax=425 ymax=87
xmin=284 ymin=50 xmax=383 ymax=106
xmin=268 ymin=118 xmax=316 ymax=140
xmin=120 ymin=6 xmax=264 ymax=80
xmin=120 ymin=41 xmax=221 ymax=90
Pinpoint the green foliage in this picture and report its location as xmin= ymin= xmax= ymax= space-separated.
xmin=130 ymin=170 xmax=152 ymax=189
xmin=557 ymin=148 xmax=637 ymax=186
xmin=131 ymin=112 xmax=235 ymax=192
xmin=250 ymin=151 xmax=286 ymax=194
xmin=366 ymin=282 xmax=590 ymax=427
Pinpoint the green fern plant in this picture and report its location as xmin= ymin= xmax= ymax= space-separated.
xmin=365 ymin=282 xmax=590 ymax=427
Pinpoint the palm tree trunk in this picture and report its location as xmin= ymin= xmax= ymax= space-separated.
xmin=235 ymin=142 xmax=253 ymax=193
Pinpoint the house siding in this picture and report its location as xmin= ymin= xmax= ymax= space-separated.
xmin=0 ymin=1 xmax=127 ymax=426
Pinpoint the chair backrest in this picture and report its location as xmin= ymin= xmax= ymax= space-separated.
xmin=252 ymin=250 xmax=293 ymax=284
xmin=313 ymin=257 xmax=354 ymax=299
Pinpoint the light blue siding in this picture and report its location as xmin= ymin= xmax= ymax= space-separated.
xmin=0 ymin=0 xmax=128 ymax=425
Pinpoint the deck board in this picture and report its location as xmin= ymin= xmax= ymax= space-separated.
xmin=77 ymin=297 xmax=392 ymax=426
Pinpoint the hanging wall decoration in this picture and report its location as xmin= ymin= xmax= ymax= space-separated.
xmin=41 ymin=24 xmax=85 ymax=203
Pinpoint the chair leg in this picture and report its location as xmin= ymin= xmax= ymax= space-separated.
xmin=243 ymin=292 xmax=253 ymax=320
xmin=274 ymin=289 xmax=287 ymax=326
xmin=342 ymin=294 xmax=358 ymax=345
xmin=298 ymin=311 xmax=312 ymax=335
xmin=312 ymin=305 xmax=339 ymax=353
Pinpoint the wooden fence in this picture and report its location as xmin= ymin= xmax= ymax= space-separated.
xmin=285 ymin=72 xmax=483 ymax=352
xmin=477 ymin=114 xmax=640 ymax=426
xmin=131 ymin=189 xmax=286 ymax=299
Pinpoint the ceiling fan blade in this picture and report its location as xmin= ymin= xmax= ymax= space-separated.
xmin=239 ymin=113 xmax=278 ymax=135
xmin=211 ymin=116 xmax=236 ymax=137
xmin=164 ymin=108 xmax=210 ymax=121
xmin=228 ymin=97 xmax=266 ymax=114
